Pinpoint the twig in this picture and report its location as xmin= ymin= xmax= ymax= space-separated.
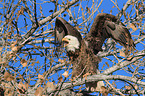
xmin=105 ymin=80 xmax=125 ymax=96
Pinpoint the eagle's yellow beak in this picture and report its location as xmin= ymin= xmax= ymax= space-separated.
xmin=62 ymin=38 xmax=69 ymax=47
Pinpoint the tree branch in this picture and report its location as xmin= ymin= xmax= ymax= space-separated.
xmin=102 ymin=50 xmax=145 ymax=75
xmin=23 ymin=0 xmax=79 ymax=40
xmin=47 ymin=74 xmax=145 ymax=95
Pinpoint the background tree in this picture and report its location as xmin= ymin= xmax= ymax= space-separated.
xmin=0 ymin=0 xmax=144 ymax=95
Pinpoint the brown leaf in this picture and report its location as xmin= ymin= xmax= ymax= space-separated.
xmin=0 ymin=61 xmax=6 ymax=65
xmin=12 ymin=46 xmax=18 ymax=52
xmin=24 ymin=54 xmax=28 ymax=56
xmin=86 ymin=7 xmax=91 ymax=13
xmin=38 ymin=74 xmax=44 ymax=80
xmin=11 ymin=41 xmax=17 ymax=47
xmin=2 ymin=82 xmax=14 ymax=95
xmin=82 ymin=12 xmax=85 ymax=20
xmin=34 ymin=86 xmax=43 ymax=96
xmin=4 ymin=72 xmax=14 ymax=81
xmin=33 ymin=51 xmax=36 ymax=53
xmin=49 ymin=10 xmax=53 ymax=12
xmin=119 ymin=50 xmax=126 ymax=57
xmin=36 ymin=60 xmax=40 ymax=64
xmin=62 ymin=71 xmax=69 ymax=78
xmin=46 ymin=81 xmax=55 ymax=90
xmin=134 ymin=84 xmax=138 ymax=89
xmin=69 ymin=77 xmax=75 ymax=81
xmin=125 ymin=85 xmax=131 ymax=90
xmin=110 ymin=10 xmax=112 ymax=13
xmin=138 ymin=2 xmax=142 ymax=9
xmin=58 ymin=76 xmax=63 ymax=82
xmin=63 ymin=14 xmax=67 ymax=17
xmin=112 ymin=81 xmax=116 ymax=87
xmin=100 ymin=86 xmax=108 ymax=96
xmin=58 ymin=59 xmax=64 ymax=63
xmin=0 ymin=47 xmax=3 ymax=51
xmin=102 ymin=64 xmax=105 ymax=69
xmin=105 ymin=62 xmax=109 ymax=67
xmin=20 ymin=59 xmax=27 ymax=67
xmin=31 ymin=62 xmax=35 ymax=66
xmin=112 ymin=6 xmax=115 ymax=8
xmin=101 ymin=9 xmax=104 ymax=13
xmin=83 ymin=72 xmax=91 ymax=80
xmin=130 ymin=23 xmax=137 ymax=31
xmin=18 ymin=82 xmax=26 ymax=94
xmin=73 ymin=3 xmax=79 ymax=7
xmin=75 ymin=26 xmax=82 ymax=30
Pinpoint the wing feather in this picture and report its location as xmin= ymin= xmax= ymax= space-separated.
xmin=86 ymin=13 xmax=135 ymax=54
xmin=55 ymin=17 xmax=82 ymax=44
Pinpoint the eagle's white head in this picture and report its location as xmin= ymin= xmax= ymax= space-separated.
xmin=62 ymin=35 xmax=80 ymax=52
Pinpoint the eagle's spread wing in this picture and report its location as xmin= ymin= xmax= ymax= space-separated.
xmin=104 ymin=18 xmax=135 ymax=48
xmin=55 ymin=17 xmax=82 ymax=44
xmin=86 ymin=13 xmax=135 ymax=54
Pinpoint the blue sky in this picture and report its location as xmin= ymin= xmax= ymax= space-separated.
xmin=0 ymin=0 xmax=144 ymax=95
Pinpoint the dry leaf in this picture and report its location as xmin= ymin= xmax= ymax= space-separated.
xmin=110 ymin=10 xmax=112 ymax=13
xmin=34 ymin=86 xmax=43 ymax=96
xmin=0 ymin=47 xmax=3 ymax=51
xmin=69 ymin=77 xmax=76 ymax=81
xmin=102 ymin=64 xmax=105 ymax=69
xmin=62 ymin=71 xmax=69 ymax=78
xmin=58 ymin=76 xmax=63 ymax=82
xmin=33 ymin=51 xmax=36 ymax=53
xmin=100 ymin=86 xmax=108 ymax=96
xmin=105 ymin=62 xmax=109 ymax=67
xmin=20 ymin=59 xmax=27 ymax=67
xmin=130 ymin=23 xmax=137 ymax=31
xmin=2 ymin=82 xmax=14 ymax=95
xmin=18 ymin=82 xmax=26 ymax=94
xmin=63 ymin=14 xmax=67 ymax=17
xmin=82 ymin=12 xmax=85 ymax=20
xmin=4 ymin=72 xmax=14 ymax=81
xmin=134 ymin=84 xmax=138 ymax=89
xmin=36 ymin=60 xmax=40 ymax=64
xmin=24 ymin=54 xmax=28 ymax=56
xmin=12 ymin=46 xmax=18 ymax=52
xmin=2 ymin=82 xmax=11 ymax=88
xmin=101 ymin=9 xmax=104 ymax=12
xmin=11 ymin=41 xmax=17 ymax=47
xmin=112 ymin=6 xmax=115 ymax=8
xmin=49 ymin=10 xmax=53 ymax=12
xmin=58 ymin=59 xmax=64 ymax=63
xmin=31 ymin=62 xmax=35 ymax=66
xmin=75 ymin=26 xmax=82 ymax=30
xmin=0 ymin=61 xmax=6 ymax=65
xmin=4 ymin=88 xmax=14 ymax=96
xmin=112 ymin=81 xmax=116 ymax=87
xmin=119 ymin=50 xmax=126 ymax=57
xmin=125 ymin=85 xmax=131 ymax=90
xmin=86 ymin=7 xmax=91 ymax=13
xmin=83 ymin=72 xmax=91 ymax=80
xmin=38 ymin=74 xmax=44 ymax=80
xmin=46 ymin=81 xmax=55 ymax=90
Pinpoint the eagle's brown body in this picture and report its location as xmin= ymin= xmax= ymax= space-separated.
xmin=71 ymin=39 xmax=100 ymax=78
xmin=55 ymin=13 xmax=135 ymax=92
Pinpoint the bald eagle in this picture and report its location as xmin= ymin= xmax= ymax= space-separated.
xmin=55 ymin=13 xmax=135 ymax=91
